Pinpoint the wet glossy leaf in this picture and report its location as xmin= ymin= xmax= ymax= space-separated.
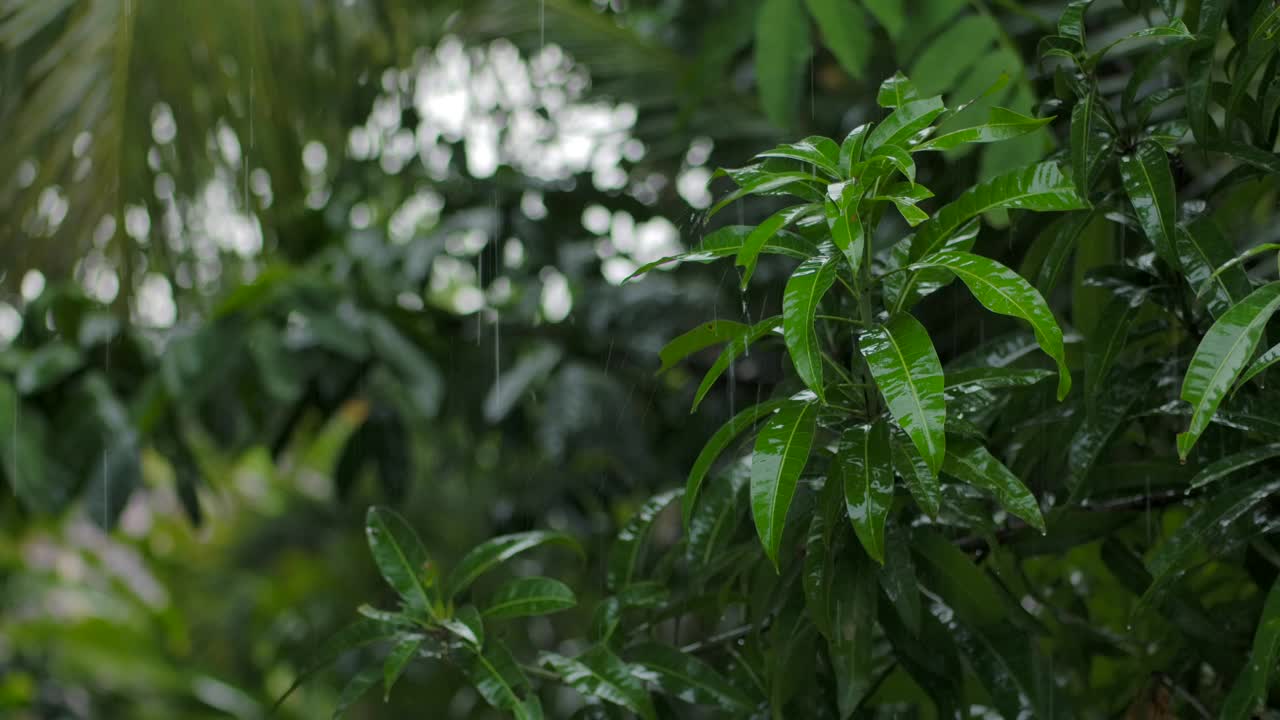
xmin=755 ymin=0 xmax=813 ymax=128
xmin=944 ymin=367 xmax=1054 ymax=392
xmin=1119 ymin=140 xmax=1179 ymax=267
xmin=1189 ymin=444 xmax=1280 ymax=490
xmin=484 ymin=577 xmax=577 ymax=620
xmin=737 ymin=206 xmax=805 ymax=288
xmin=879 ymin=521 xmax=922 ymax=634
xmin=683 ymin=399 xmax=787 ymax=527
xmin=627 ymin=224 xmax=815 ymax=279
xmin=909 ymin=251 xmax=1071 ymax=400
xmin=942 ymin=437 xmax=1045 ymax=531
xmin=825 ymin=199 xmax=864 ymax=275
xmin=916 ymin=107 xmax=1052 ymax=152
xmin=692 ymin=317 xmax=781 ymax=412
xmin=865 ymin=143 xmax=916 ymax=184
xmin=1178 ymin=282 xmax=1280 ymax=460
xmin=441 ymin=605 xmax=484 ymax=649
xmin=1238 ymin=341 xmax=1280 ymax=389
xmin=782 ymin=244 xmax=839 ymax=400
xmin=629 ymin=642 xmax=755 ymax=711
xmin=1177 ymin=219 xmax=1253 ymax=319
xmin=891 ymin=424 xmax=940 ymax=517
xmin=687 ymin=460 xmax=747 ymax=567
xmin=1221 ymin=575 xmax=1280 ymax=720
xmin=366 ymin=506 xmax=437 ymax=613
xmin=658 ymin=320 xmax=751 ymax=374
xmin=1070 ymin=88 xmax=1113 ymax=198
xmin=383 ymin=634 xmax=424 ymax=700
xmin=754 ymin=136 xmax=842 ymax=176
xmin=608 ymin=488 xmax=682 ymax=590
xmin=542 ymin=646 xmax=656 ymax=720
xmin=838 ymin=123 xmax=873 ymax=172
xmin=838 ymin=421 xmax=894 ymax=563
xmin=466 ymin=640 xmax=540 ymax=719
xmin=859 ymin=313 xmax=945 ymax=475
xmin=867 ymin=96 xmax=945 ymax=151
xmin=751 ymin=393 xmax=819 ymax=569
xmin=448 ymin=531 xmax=583 ymax=598
xmin=876 ymin=72 xmax=919 ymax=108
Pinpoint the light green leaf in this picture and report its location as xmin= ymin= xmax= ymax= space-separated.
xmin=751 ymin=393 xmax=820 ymax=569
xmin=608 ymin=488 xmax=682 ymax=590
xmin=942 ymin=437 xmax=1045 ymax=531
xmin=839 ymin=420 xmax=894 ymax=563
xmin=755 ymin=0 xmax=813 ymax=128
xmin=448 ymin=531 xmax=583 ymax=598
xmin=1178 ymin=282 xmax=1280 ymax=460
xmin=866 ymin=143 xmax=916 ymax=184
xmin=1119 ymin=140 xmax=1179 ymax=268
xmin=876 ymin=72 xmax=919 ymax=108
xmin=859 ymin=313 xmax=946 ymax=476
xmin=542 ymin=647 xmax=657 ymax=720
xmin=1189 ymin=444 xmax=1280 ymax=490
xmin=1222 ymin=575 xmax=1280 ymax=720
xmin=484 ymin=577 xmax=577 ymax=619
xmin=908 ymin=251 xmax=1071 ymax=400
xmin=366 ymin=507 xmax=437 ymax=613
xmin=658 ymin=320 xmax=751 ymax=374
xmin=782 ymin=244 xmax=839 ymax=401
xmin=629 ymin=642 xmax=756 ymax=712
xmin=915 ymin=107 xmax=1053 ymax=152
xmin=692 ymin=317 xmax=782 ymax=412
xmin=804 ymin=0 xmax=871 ymax=80
xmin=867 ymin=96 xmax=946 ymax=150
xmin=683 ymin=399 xmax=788 ymax=528
xmin=838 ymin=123 xmax=873 ymax=173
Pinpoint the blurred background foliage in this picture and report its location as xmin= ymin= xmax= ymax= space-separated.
xmin=1 ymin=0 xmax=1278 ymax=718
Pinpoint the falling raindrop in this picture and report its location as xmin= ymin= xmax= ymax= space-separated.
xmin=540 ymin=0 xmax=545 ymax=49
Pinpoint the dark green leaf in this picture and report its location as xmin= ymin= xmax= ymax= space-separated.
xmin=448 ymin=531 xmax=583 ymax=598
xmin=751 ymin=393 xmax=819 ymax=568
xmin=542 ymin=646 xmax=656 ymax=720
xmin=1238 ymin=341 xmax=1280 ymax=389
xmin=754 ymin=136 xmax=842 ymax=176
xmin=879 ymin=521 xmax=922 ymax=635
xmin=867 ymin=96 xmax=945 ymax=150
xmin=916 ymin=107 xmax=1053 ymax=152
xmin=944 ymin=367 xmax=1055 ymax=392
xmin=782 ymin=244 xmax=839 ymax=400
xmin=14 ymin=340 xmax=81 ymax=395
xmin=942 ymin=437 xmax=1045 ymax=531
xmin=366 ymin=506 xmax=437 ymax=613
xmin=1084 ymin=292 xmax=1144 ymax=408
xmin=683 ymin=399 xmax=787 ymax=527
xmin=1190 ymin=444 xmax=1280 ymax=490
xmin=383 ymin=635 xmax=423 ymax=700
xmin=838 ymin=123 xmax=873 ymax=173
xmin=859 ymin=313 xmax=946 ymax=476
xmin=1178 ymin=220 xmax=1254 ymax=320
xmin=692 ymin=317 xmax=781 ymax=412
xmin=1119 ymin=140 xmax=1179 ymax=267
xmin=333 ymin=670 xmax=379 ymax=719
xmin=465 ymin=640 xmax=541 ymax=719
xmin=838 ymin=420 xmax=894 ymax=563
xmin=1070 ymin=88 xmax=1114 ymax=199
xmin=1221 ymin=575 xmax=1280 ymax=720
xmin=484 ymin=577 xmax=577 ymax=619
xmin=629 ymin=642 xmax=755 ymax=711
xmin=658 ymin=320 xmax=751 ymax=374
xmin=441 ymin=605 xmax=484 ymax=649
xmin=627 ymin=224 xmax=815 ymax=279
xmin=273 ymin=618 xmax=401 ymax=711
xmin=755 ymin=0 xmax=813 ymax=128
xmin=825 ymin=199 xmax=865 ymax=275
xmin=609 ymin=488 xmax=682 ymax=590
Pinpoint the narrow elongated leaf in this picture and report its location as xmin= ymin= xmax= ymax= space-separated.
xmin=1178 ymin=282 xmax=1280 ymax=460
xmin=755 ymin=0 xmax=812 ymax=128
xmin=838 ymin=421 xmax=894 ymax=563
xmin=658 ymin=320 xmax=750 ymax=374
xmin=466 ymin=640 xmax=540 ymax=719
xmin=1221 ymin=575 xmax=1280 ymax=720
xmin=1178 ymin=222 xmax=1253 ymax=320
xmin=273 ymin=618 xmax=401 ymax=710
xmin=859 ymin=313 xmax=946 ymax=475
xmin=737 ymin=207 xmax=797 ymax=288
xmin=1119 ymin=141 xmax=1179 ymax=267
xmin=825 ymin=199 xmax=864 ymax=275
xmin=916 ymin=107 xmax=1053 ymax=151
xmin=1058 ymin=0 xmax=1092 ymax=45
xmin=804 ymin=0 xmax=871 ymax=80
xmin=1085 ymin=292 xmax=1144 ymax=407
xmin=627 ymin=224 xmax=815 ymax=279
xmin=366 ymin=507 xmax=437 ymax=613
xmin=441 ymin=605 xmax=484 ymax=649
xmin=755 ymin=136 xmax=842 ymax=176
xmin=683 ymin=399 xmax=788 ymax=527
xmin=751 ymin=393 xmax=819 ymax=568
xmin=629 ymin=642 xmax=755 ymax=712
xmin=710 ymin=169 xmax=826 ymax=217
xmin=1238 ymin=341 xmax=1280 ymax=388
xmin=608 ymin=488 xmax=682 ymax=590
xmin=839 ymin=123 xmax=873 ymax=173
xmin=333 ymin=670 xmax=379 ymax=719
xmin=692 ymin=317 xmax=781 ymax=412
xmin=944 ymin=367 xmax=1054 ymax=392
xmin=448 ymin=531 xmax=583 ymax=598
xmin=687 ymin=461 xmax=747 ymax=567
xmin=383 ymin=635 xmax=424 ymax=700
xmin=876 ymin=72 xmax=919 ymax=108
xmin=484 ymin=577 xmax=577 ymax=619
xmin=829 ymin=551 xmax=878 ymax=715
xmin=891 ymin=428 xmax=939 ymax=516
xmin=942 ymin=438 xmax=1045 ymax=531
xmin=782 ymin=245 xmax=839 ymax=400
xmin=1189 ymin=444 xmax=1280 ymax=490
xmin=1070 ymin=88 xmax=1114 ymax=198
xmin=1141 ymin=476 xmax=1280 ymax=612
xmin=879 ymin=521 xmax=922 ymax=634
xmin=542 ymin=647 xmax=657 ymax=720
xmin=866 ymin=143 xmax=916 ymax=184
xmin=909 ymin=252 xmax=1071 ymax=400
xmin=885 ymin=220 xmax=980 ymax=311
xmin=867 ymin=96 xmax=946 ymax=150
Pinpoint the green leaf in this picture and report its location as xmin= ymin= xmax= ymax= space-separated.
xmin=915 ymin=107 xmax=1053 ymax=152
xmin=908 ymin=251 xmax=1071 ymax=400
xmin=692 ymin=317 xmax=781 ymax=412
xmin=865 ymin=143 xmax=916 ymax=184
xmin=1069 ymin=88 xmax=1114 ymax=199
xmin=825 ymin=199 xmax=865 ymax=275
xmin=751 ymin=393 xmax=819 ymax=569
xmin=366 ymin=507 xmax=437 ymax=613
xmin=441 ymin=605 xmax=484 ymax=649
xmin=804 ymin=0 xmax=870 ymax=80
xmin=383 ymin=634 xmax=424 ymax=700
xmin=891 ymin=427 xmax=941 ymax=517
xmin=737 ymin=207 xmax=800 ymax=288
xmin=333 ymin=670 xmax=379 ymax=719
xmin=1084 ymin=292 xmax=1144 ymax=408
xmin=867 ymin=96 xmax=946 ymax=150
xmin=838 ymin=421 xmax=894 ymax=563
xmin=448 ymin=531 xmax=583 ymax=598
xmin=1058 ymin=0 xmax=1092 ymax=45
xmin=687 ymin=460 xmax=747 ymax=567
xmin=627 ymin=224 xmax=815 ymax=279
xmin=683 ymin=399 xmax=788 ymax=527
xmin=273 ymin=617 xmax=401 ymax=711
xmin=484 ymin=344 xmax=563 ymax=423
xmin=755 ymin=136 xmax=842 ymax=176
xmin=755 ymin=0 xmax=813 ymax=128
xmin=879 ymin=521 xmax=922 ymax=635
xmin=942 ymin=437 xmax=1045 ymax=531
xmin=367 ymin=316 xmax=443 ymax=419
xmin=1177 ymin=282 xmax=1280 ymax=460
xmin=838 ymin=123 xmax=873 ymax=173
xmin=944 ymin=367 xmax=1055 ymax=392
xmin=609 ymin=488 xmax=683 ymax=590
xmin=484 ymin=577 xmax=578 ymax=619
xmin=1189 ymin=444 xmax=1280 ymax=490
xmin=0 ymin=381 xmax=68 ymax=513
xmin=542 ymin=647 xmax=657 ymax=720
xmin=465 ymin=640 xmax=540 ymax=719
xmin=1178 ymin=221 xmax=1254 ymax=320
xmin=1238 ymin=341 xmax=1280 ymax=389
xmin=629 ymin=642 xmax=756 ymax=712
xmin=709 ymin=169 xmax=826 ymax=217
xmin=14 ymin=340 xmax=82 ymax=395
xmin=876 ymin=72 xmax=919 ymax=108
xmin=1140 ymin=475 xmax=1280 ymax=612
xmin=859 ymin=313 xmax=946 ymax=475
xmin=828 ymin=550 xmax=879 ymax=715
xmin=1222 ymin=575 xmax=1280 ymax=720
xmin=1118 ymin=140 xmax=1179 ymax=268
xmin=658 ymin=320 xmax=751 ymax=374
xmin=782 ymin=244 xmax=839 ymax=401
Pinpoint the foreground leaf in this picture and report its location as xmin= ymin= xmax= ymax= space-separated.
xmin=891 ymin=428 xmax=940 ymax=517
xmin=1177 ymin=282 xmax=1280 ymax=460
xmin=366 ymin=507 xmax=436 ymax=612
xmin=684 ymin=399 xmax=788 ymax=528
xmin=658 ymin=320 xmax=751 ymax=374
xmin=867 ymin=96 xmax=946 ymax=151
xmin=542 ymin=647 xmax=657 ymax=720
xmin=484 ymin=577 xmax=577 ymax=619
xmin=859 ymin=313 xmax=946 ymax=475
xmin=915 ymin=107 xmax=1052 ymax=152
xmin=751 ymin=393 xmax=819 ymax=569
xmin=838 ymin=421 xmax=894 ymax=563
xmin=448 ymin=531 xmax=583 ymax=598
xmin=782 ymin=245 xmax=840 ymax=401
xmin=692 ymin=317 xmax=782 ymax=412
xmin=609 ymin=488 xmax=683 ymax=590
xmin=942 ymin=438 xmax=1045 ymax=531
xmin=1221 ymin=576 xmax=1280 ymax=720
xmin=466 ymin=640 xmax=541 ymax=719
xmin=1119 ymin=141 xmax=1179 ymax=267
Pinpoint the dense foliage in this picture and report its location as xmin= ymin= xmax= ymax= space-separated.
xmin=2 ymin=0 xmax=1280 ymax=718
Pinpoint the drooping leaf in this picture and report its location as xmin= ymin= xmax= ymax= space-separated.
xmin=1177 ymin=219 xmax=1254 ymax=319
xmin=658 ymin=320 xmax=751 ymax=374
xmin=1177 ymin=282 xmax=1280 ymax=460
xmin=737 ymin=206 xmax=804 ymax=288
xmin=383 ymin=635 xmax=424 ymax=700
xmin=866 ymin=96 xmax=946 ymax=151
xmin=608 ymin=488 xmax=683 ymax=590
xmin=804 ymin=0 xmax=871 ymax=80
xmin=825 ymin=199 xmax=864 ymax=275
xmin=465 ymin=640 xmax=541 ymax=719
xmin=628 ymin=642 xmax=756 ymax=712
xmin=942 ymin=437 xmax=1045 ymax=531
xmin=751 ymin=393 xmax=819 ymax=569
xmin=484 ymin=577 xmax=578 ymax=620
xmin=879 ymin=520 xmax=922 ymax=634
xmin=828 ymin=550 xmax=879 ymax=715
xmin=754 ymin=136 xmax=842 ymax=177
xmin=1118 ymin=140 xmax=1179 ymax=268
xmin=692 ymin=317 xmax=781 ymax=412
xmin=542 ymin=647 xmax=657 ymax=720
xmin=684 ymin=399 xmax=787 ymax=527
xmin=1221 ymin=575 xmax=1280 ymax=720
xmin=838 ymin=420 xmax=894 ymax=563
xmin=891 ymin=423 xmax=941 ymax=517
xmin=448 ymin=531 xmax=583 ymax=598
xmin=755 ymin=0 xmax=813 ymax=128
xmin=1189 ymin=444 xmax=1280 ymax=490
xmin=908 ymin=251 xmax=1071 ymax=400
xmin=1069 ymin=87 xmax=1114 ymax=199
xmin=859 ymin=313 xmax=946 ymax=475
xmin=782 ymin=244 xmax=839 ymax=401
xmin=366 ymin=507 xmax=437 ymax=613
xmin=916 ymin=107 xmax=1053 ymax=152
